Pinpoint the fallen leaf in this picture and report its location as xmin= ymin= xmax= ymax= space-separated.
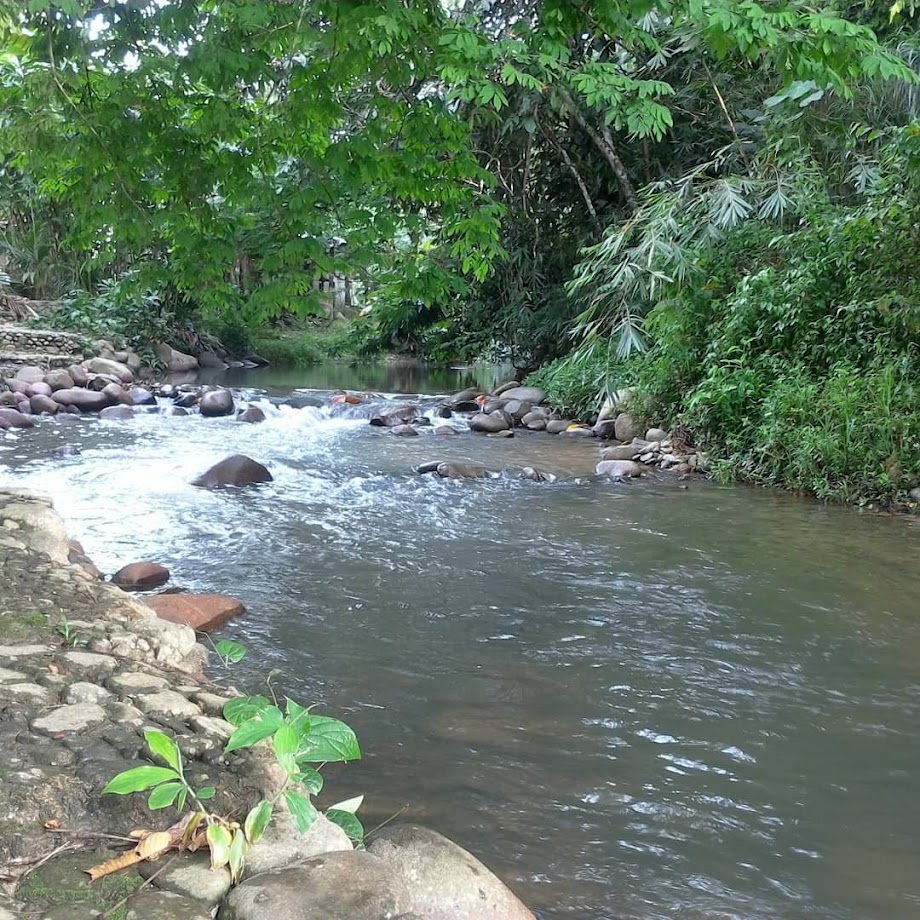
xmin=43 ymin=819 xmax=61 ymax=830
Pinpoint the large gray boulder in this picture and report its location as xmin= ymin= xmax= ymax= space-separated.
xmin=87 ymin=357 xmax=134 ymax=383
xmin=52 ymin=387 xmax=115 ymax=412
xmin=614 ymin=412 xmax=641 ymax=442
xmin=220 ymin=852 xmax=412 ymax=920
xmin=369 ymin=404 xmax=418 ymax=427
xmin=367 ymin=824 xmax=535 ymax=920
xmin=415 ymin=461 xmax=493 ymax=480
xmin=191 ymin=454 xmax=273 ymax=489
xmin=155 ymin=343 xmax=200 ymax=373
xmin=243 ymin=811 xmax=351 ymax=878
xmin=491 ymin=385 xmax=544 ymax=405
xmin=43 ymin=369 xmax=74 ymax=391
xmin=470 ymin=411 xmax=511 ymax=434
xmin=596 ymin=459 xmax=642 ymax=479
xmin=600 ymin=444 xmax=640 ymax=462
xmin=0 ymin=408 xmax=35 ymax=429
xmin=199 ymin=388 xmax=235 ymax=417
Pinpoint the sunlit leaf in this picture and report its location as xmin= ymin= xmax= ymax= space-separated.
xmin=103 ymin=766 xmax=181 ymax=795
xmin=283 ymin=789 xmax=318 ymax=835
xmin=144 ymin=730 xmax=182 ymax=772
xmin=244 ymin=800 xmax=273 ymax=844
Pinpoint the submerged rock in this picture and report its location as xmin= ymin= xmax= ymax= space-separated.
xmin=111 ymin=562 xmax=170 ymax=591
xmin=191 ymin=454 xmax=273 ymax=489
xmin=596 ymin=459 xmax=642 ymax=479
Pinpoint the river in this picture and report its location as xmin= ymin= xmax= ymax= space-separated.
xmin=2 ymin=363 xmax=919 ymax=920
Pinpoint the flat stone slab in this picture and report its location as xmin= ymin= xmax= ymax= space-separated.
xmin=62 ymin=650 xmax=118 ymax=672
xmin=137 ymin=690 xmax=201 ymax=719
xmin=32 ymin=703 xmax=108 ymax=734
xmin=0 ymin=644 xmax=52 ymax=657
xmin=108 ymin=671 xmax=169 ymax=694
xmin=0 ymin=666 xmax=27 ymax=683
xmin=139 ymin=851 xmax=231 ymax=905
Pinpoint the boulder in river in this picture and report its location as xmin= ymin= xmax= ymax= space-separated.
xmin=369 ymin=404 xmax=418 ymax=427
xmin=470 ymin=411 xmax=511 ymax=434
xmin=545 ymin=419 xmax=572 ymax=434
xmin=155 ymin=342 xmax=200 ymax=373
xmin=130 ymin=387 xmax=158 ymax=407
xmin=29 ymin=394 xmax=59 ymax=415
xmin=237 ymin=405 xmax=266 ymax=424
xmin=99 ymin=405 xmax=135 ymax=421
xmin=596 ymin=459 xmax=642 ymax=479
xmin=367 ymin=824 xmax=536 ymax=920
xmin=417 ymin=460 xmax=493 ymax=480
xmin=200 ymin=388 xmax=235 ymax=417
xmin=492 ymin=379 xmax=522 ymax=397
xmin=492 ymin=385 xmax=544 ymax=405
xmin=601 ymin=444 xmax=640 ymax=462
xmin=0 ymin=407 xmax=35 ymax=429
xmin=45 ymin=369 xmax=76 ymax=392
xmin=53 ymin=388 xmax=113 ymax=413
xmin=390 ymin=424 xmax=419 ymax=437
xmin=145 ymin=593 xmax=245 ymax=632
xmin=111 ymin=561 xmax=170 ymax=591
xmin=191 ymin=454 xmax=273 ymax=489
xmin=646 ymin=427 xmax=669 ymax=442
xmin=87 ymin=357 xmax=134 ymax=383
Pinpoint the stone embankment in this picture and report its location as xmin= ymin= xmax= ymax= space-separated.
xmin=0 ymin=491 xmax=535 ymax=919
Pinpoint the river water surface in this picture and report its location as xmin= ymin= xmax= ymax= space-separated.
xmin=2 ymin=364 xmax=919 ymax=920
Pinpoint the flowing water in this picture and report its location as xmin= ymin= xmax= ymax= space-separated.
xmin=2 ymin=363 xmax=919 ymax=920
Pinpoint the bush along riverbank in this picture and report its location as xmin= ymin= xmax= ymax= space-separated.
xmin=528 ymin=205 xmax=920 ymax=513
xmin=0 ymin=491 xmax=536 ymax=919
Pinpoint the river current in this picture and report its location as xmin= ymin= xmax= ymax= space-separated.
xmin=2 ymin=364 xmax=919 ymax=919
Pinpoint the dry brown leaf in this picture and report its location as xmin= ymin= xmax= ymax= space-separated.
xmin=128 ymin=828 xmax=153 ymax=840
xmin=43 ymin=819 xmax=61 ymax=830
xmin=136 ymin=831 xmax=172 ymax=860
xmin=86 ymin=849 xmax=144 ymax=881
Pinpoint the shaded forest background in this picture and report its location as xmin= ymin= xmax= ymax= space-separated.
xmin=1 ymin=0 xmax=918 ymax=504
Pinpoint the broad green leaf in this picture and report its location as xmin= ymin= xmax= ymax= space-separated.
xmin=273 ymin=724 xmax=299 ymax=777
xmin=223 ymin=695 xmax=273 ymax=726
xmin=328 ymin=794 xmax=364 ymax=814
xmin=196 ymin=786 xmax=216 ymax=800
xmin=229 ymin=828 xmax=249 ymax=884
xmin=293 ymin=765 xmax=324 ymax=795
xmin=144 ymin=730 xmax=182 ymax=772
xmin=215 ymin=639 xmax=246 ymax=663
xmin=102 ymin=766 xmax=181 ymax=795
xmin=283 ymin=789 xmax=318 ymax=835
xmin=147 ymin=782 xmax=185 ymax=811
xmin=244 ymin=800 xmax=273 ymax=844
xmin=207 ymin=824 xmax=233 ymax=870
xmin=294 ymin=716 xmax=361 ymax=763
xmin=326 ymin=808 xmax=364 ymax=844
xmin=224 ymin=706 xmax=284 ymax=753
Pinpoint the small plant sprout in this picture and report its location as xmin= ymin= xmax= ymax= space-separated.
xmin=102 ymin=696 xmax=363 ymax=882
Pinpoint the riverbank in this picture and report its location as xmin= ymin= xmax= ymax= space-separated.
xmin=0 ymin=490 xmax=535 ymax=919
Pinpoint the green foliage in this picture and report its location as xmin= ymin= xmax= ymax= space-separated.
xmin=105 ymin=690 xmax=363 ymax=882
xmin=526 ymin=345 xmax=624 ymax=419
xmin=249 ymin=322 xmax=355 ymax=366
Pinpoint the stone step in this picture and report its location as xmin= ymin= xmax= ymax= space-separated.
xmin=1 ymin=352 xmax=83 ymax=370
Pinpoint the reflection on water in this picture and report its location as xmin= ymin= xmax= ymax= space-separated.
xmin=2 ymin=367 xmax=919 ymax=920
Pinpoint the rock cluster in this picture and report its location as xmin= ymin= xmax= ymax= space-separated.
xmin=0 ymin=490 xmax=536 ymax=919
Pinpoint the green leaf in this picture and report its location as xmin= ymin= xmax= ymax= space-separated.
xmin=294 ymin=716 xmax=361 ymax=763
xmin=102 ymin=766 xmax=181 ymax=795
xmin=229 ymin=828 xmax=249 ymax=884
xmin=215 ymin=640 xmax=247 ymax=663
xmin=273 ymin=724 xmax=299 ymax=776
xmin=244 ymin=800 xmax=273 ymax=844
xmin=147 ymin=782 xmax=185 ymax=810
xmin=224 ymin=706 xmax=284 ymax=753
xmin=326 ymin=808 xmax=364 ymax=844
xmin=196 ymin=786 xmax=216 ymax=800
xmin=144 ymin=730 xmax=182 ymax=772
xmin=293 ymin=765 xmax=324 ymax=795
xmin=283 ymin=789 xmax=318 ymax=835
xmin=223 ymin=695 xmax=273 ymax=726
xmin=178 ymin=789 xmax=189 ymax=812
xmin=207 ymin=824 xmax=233 ymax=870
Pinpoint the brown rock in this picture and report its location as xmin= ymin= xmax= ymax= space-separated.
xmin=145 ymin=594 xmax=245 ymax=632
xmin=67 ymin=364 xmax=89 ymax=387
xmin=191 ymin=454 xmax=273 ymax=488
xmin=102 ymin=382 xmax=134 ymax=405
xmin=596 ymin=459 xmax=642 ymax=479
xmin=28 ymin=381 xmax=52 ymax=397
xmin=99 ymin=405 xmax=135 ymax=421
xmin=29 ymin=394 xmax=59 ymax=415
xmin=111 ymin=562 xmax=171 ymax=591
xmin=0 ymin=407 xmax=35 ymax=429
xmin=52 ymin=387 xmax=115 ymax=412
